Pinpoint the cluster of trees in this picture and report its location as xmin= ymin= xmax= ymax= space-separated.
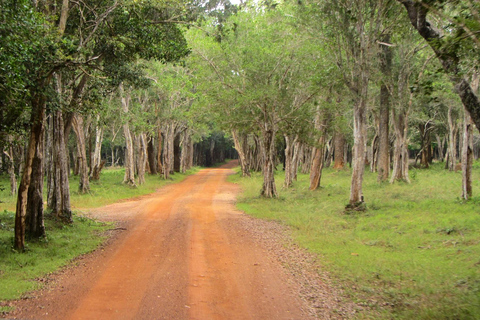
xmin=0 ymin=0 xmax=234 ymax=251
xmin=1 ymin=0 xmax=479 ymax=250
xmin=186 ymin=0 xmax=480 ymax=205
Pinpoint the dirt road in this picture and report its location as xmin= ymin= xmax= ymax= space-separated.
xmin=8 ymin=162 xmax=316 ymax=320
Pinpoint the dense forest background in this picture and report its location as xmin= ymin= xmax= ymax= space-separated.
xmin=1 ymin=0 xmax=479 ymax=251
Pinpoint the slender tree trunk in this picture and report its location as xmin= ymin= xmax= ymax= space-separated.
xmin=4 ymin=135 xmax=17 ymax=196
xmin=48 ymin=109 xmax=72 ymax=221
xmin=72 ymin=114 xmax=90 ymax=192
xmin=120 ymin=84 xmax=136 ymax=186
xmin=261 ymin=126 xmax=277 ymax=198
xmin=174 ymin=133 xmax=181 ymax=172
xmin=91 ymin=120 xmax=104 ymax=180
xmin=157 ymin=126 xmax=163 ymax=174
xmin=162 ymin=124 xmax=175 ymax=179
xmin=284 ymin=134 xmax=300 ymax=188
xmin=136 ymin=133 xmax=147 ymax=185
xmin=377 ymin=35 xmax=392 ymax=182
xmin=349 ymin=87 xmax=368 ymax=208
xmin=447 ymin=107 xmax=458 ymax=171
xmin=435 ymin=134 xmax=445 ymax=162
xmin=462 ymin=74 xmax=478 ymax=199
xmin=232 ymin=130 xmax=251 ymax=177
xmin=309 ymin=134 xmax=327 ymax=191
xmin=333 ymin=131 xmax=346 ymax=169
xmin=147 ymin=135 xmax=157 ymax=174
xmin=15 ymin=93 xmax=47 ymax=250
xmin=390 ymin=107 xmax=410 ymax=183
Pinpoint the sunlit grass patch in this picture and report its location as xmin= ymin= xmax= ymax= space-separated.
xmin=229 ymin=162 xmax=480 ymax=319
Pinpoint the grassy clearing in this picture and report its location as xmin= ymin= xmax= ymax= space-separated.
xmin=229 ymin=163 xmax=480 ymax=319
xmin=0 ymin=167 xmax=198 ymax=304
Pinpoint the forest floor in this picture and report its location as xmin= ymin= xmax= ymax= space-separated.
xmin=3 ymin=161 xmax=353 ymax=320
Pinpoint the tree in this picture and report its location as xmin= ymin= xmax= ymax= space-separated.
xmin=189 ymin=5 xmax=320 ymax=197
xmin=397 ymin=0 xmax=480 ymax=133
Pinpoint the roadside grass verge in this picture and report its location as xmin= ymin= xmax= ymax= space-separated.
xmin=0 ymin=167 xmax=199 ymax=305
xmin=0 ymin=212 xmax=109 ymax=301
xmin=229 ymin=163 xmax=480 ymax=319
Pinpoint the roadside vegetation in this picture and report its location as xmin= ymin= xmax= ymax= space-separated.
xmin=230 ymin=163 xmax=480 ymax=319
xmin=0 ymin=167 xmax=197 ymax=307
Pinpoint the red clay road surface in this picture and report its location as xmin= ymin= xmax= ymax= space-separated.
xmin=7 ymin=161 xmax=314 ymax=320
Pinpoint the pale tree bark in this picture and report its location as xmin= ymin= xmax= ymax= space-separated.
xmin=301 ymin=145 xmax=312 ymax=174
xmin=462 ymin=73 xmax=478 ymax=200
xmin=3 ymin=135 xmax=17 ymax=196
xmin=284 ymin=134 xmax=299 ymax=188
xmin=390 ymin=106 xmax=410 ymax=183
xmin=349 ymin=89 xmax=368 ymax=207
xmin=435 ymin=133 xmax=445 ymax=161
xmin=91 ymin=117 xmax=105 ymax=180
xmin=232 ymin=130 xmax=251 ymax=177
xmin=310 ymin=107 xmax=329 ymax=191
xmin=333 ymin=131 xmax=346 ymax=170
xmin=72 ymin=114 xmax=90 ymax=192
xmin=120 ymin=83 xmax=136 ymax=186
xmin=260 ymin=126 xmax=278 ymax=198
xmin=136 ymin=133 xmax=147 ymax=185
xmin=162 ymin=123 xmax=175 ymax=179
xmin=309 ymin=125 xmax=328 ymax=191
xmin=370 ymin=133 xmax=378 ymax=173
xmin=48 ymin=108 xmax=72 ymax=221
xmin=447 ymin=106 xmax=458 ymax=171
xmin=377 ymin=35 xmax=392 ymax=182
xmin=157 ymin=126 xmax=163 ymax=174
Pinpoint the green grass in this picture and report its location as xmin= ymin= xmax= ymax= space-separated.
xmin=0 ymin=167 xmax=199 ymax=305
xmin=0 ymin=211 xmax=110 ymax=301
xmin=230 ymin=163 xmax=480 ymax=319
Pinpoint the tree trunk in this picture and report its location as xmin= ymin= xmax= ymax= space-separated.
xmin=447 ymin=106 xmax=458 ymax=171
xmin=4 ymin=135 xmax=17 ymax=196
xmin=390 ymin=107 xmax=410 ymax=183
xmin=147 ymin=135 xmax=157 ymax=174
xmin=232 ymin=130 xmax=250 ymax=177
xmin=349 ymin=87 xmax=368 ymax=208
xmin=174 ymin=133 xmax=181 ymax=172
xmin=333 ymin=131 xmax=346 ymax=169
xmin=462 ymin=73 xmax=478 ymax=200
xmin=15 ymin=93 xmax=47 ymax=250
xmin=261 ymin=127 xmax=277 ymax=198
xmin=91 ymin=120 xmax=104 ymax=180
xmin=284 ymin=134 xmax=299 ymax=188
xmin=72 ymin=114 xmax=90 ymax=193
xmin=435 ymin=133 xmax=445 ymax=162
xmin=48 ymin=109 xmax=72 ymax=221
xmin=120 ymin=84 xmax=136 ymax=186
xmin=309 ymin=134 xmax=327 ymax=191
xmin=157 ymin=127 xmax=163 ymax=174
xmin=398 ymin=1 xmax=480 ymax=134
xmin=377 ymin=34 xmax=392 ymax=182
xmin=136 ymin=133 xmax=147 ymax=185
xmin=162 ymin=124 xmax=175 ymax=179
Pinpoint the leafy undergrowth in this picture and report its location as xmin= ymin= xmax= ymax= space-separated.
xmin=0 ymin=211 xmax=110 ymax=301
xmin=230 ymin=163 xmax=480 ymax=319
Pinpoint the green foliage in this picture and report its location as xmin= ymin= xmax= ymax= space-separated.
xmin=230 ymin=163 xmax=480 ymax=319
